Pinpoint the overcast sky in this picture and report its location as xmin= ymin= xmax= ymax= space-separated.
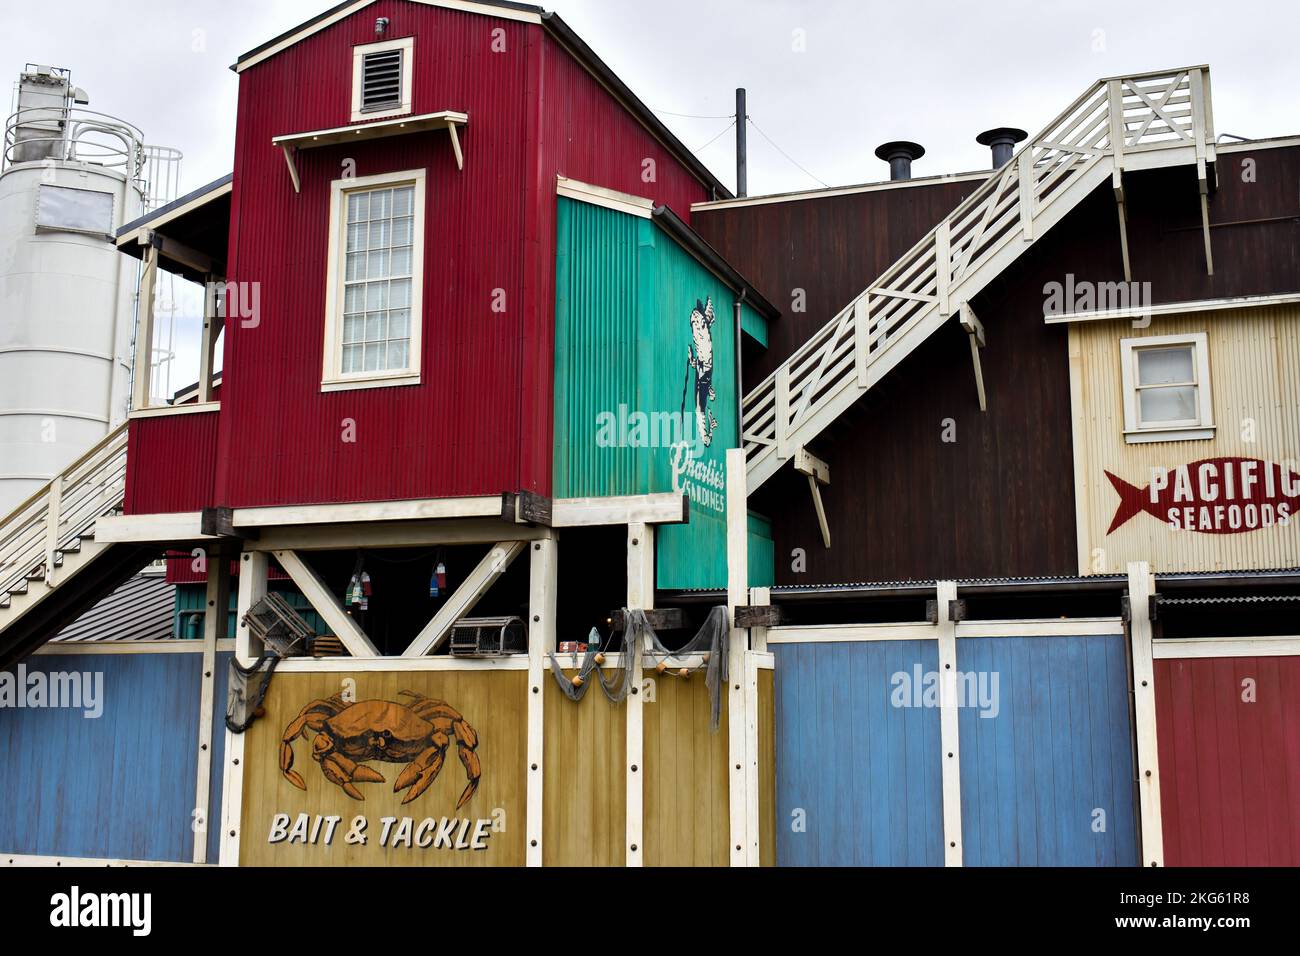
xmin=5 ymin=0 xmax=1296 ymax=389
xmin=5 ymin=0 xmax=1298 ymax=198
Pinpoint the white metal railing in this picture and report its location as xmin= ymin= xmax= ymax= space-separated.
xmin=0 ymin=424 xmax=128 ymax=601
xmin=742 ymin=67 xmax=1215 ymax=491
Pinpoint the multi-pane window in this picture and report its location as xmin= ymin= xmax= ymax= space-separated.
xmin=323 ymin=169 xmax=424 ymax=391
xmin=341 ymin=185 xmax=415 ymax=374
xmin=1120 ymin=333 xmax=1214 ymax=442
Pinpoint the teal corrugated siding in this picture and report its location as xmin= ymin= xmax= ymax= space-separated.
xmin=174 ymin=582 xmax=327 ymax=640
xmin=554 ymin=196 xmax=751 ymax=589
xmin=747 ymin=511 xmax=775 ymax=587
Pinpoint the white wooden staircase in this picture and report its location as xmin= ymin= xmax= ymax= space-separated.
xmin=0 ymin=424 xmax=153 ymax=665
xmin=743 ymin=67 xmax=1217 ymax=491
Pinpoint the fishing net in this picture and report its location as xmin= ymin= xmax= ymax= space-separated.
xmin=225 ymin=654 xmax=280 ymax=733
xmin=547 ymin=605 xmax=730 ymax=731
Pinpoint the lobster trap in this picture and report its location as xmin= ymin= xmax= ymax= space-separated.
xmin=449 ymin=615 xmax=527 ymax=657
xmin=242 ymin=592 xmax=315 ymax=657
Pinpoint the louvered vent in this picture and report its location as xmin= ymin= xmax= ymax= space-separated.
xmin=361 ymin=49 xmax=403 ymax=112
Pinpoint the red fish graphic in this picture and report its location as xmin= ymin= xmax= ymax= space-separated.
xmin=1105 ymin=457 xmax=1300 ymax=535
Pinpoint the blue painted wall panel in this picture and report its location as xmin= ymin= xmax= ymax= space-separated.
xmin=0 ymin=653 xmax=203 ymax=862
xmin=956 ymin=635 xmax=1137 ymax=866
xmin=774 ymin=640 xmax=944 ymax=866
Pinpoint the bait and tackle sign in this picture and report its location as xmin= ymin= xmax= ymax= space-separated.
xmin=238 ymin=670 xmax=527 ymax=866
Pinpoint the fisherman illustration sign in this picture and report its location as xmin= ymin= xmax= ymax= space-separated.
xmin=1105 ymin=457 xmax=1300 ymax=534
xmin=683 ymin=296 xmax=718 ymax=448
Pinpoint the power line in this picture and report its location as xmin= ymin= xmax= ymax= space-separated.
xmin=747 ymin=116 xmax=831 ymax=188
xmin=652 ymin=107 xmax=736 ymax=120
xmin=693 ymin=118 xmax=736 ymax=154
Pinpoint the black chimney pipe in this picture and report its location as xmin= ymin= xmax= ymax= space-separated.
xmin=875 ymin=140 xmax=925 ymax=181
xmin=736 ymin=88 xmax=747 ymax=197
xmin=976 ymin=127 xmax=1028 ymax=168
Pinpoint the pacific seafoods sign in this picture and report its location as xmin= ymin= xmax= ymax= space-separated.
xmin=1105 ymin=456 xmax=1299 ymax=534
xmin=240 ymin=671 xmax=525 ymax=865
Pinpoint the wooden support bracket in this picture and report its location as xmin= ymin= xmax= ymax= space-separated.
xmin=734 ymin=604 xmax=787 ymax=628
xmin=281 ymin=144 xmax=300 ymax=194
xmin=502 ymin=490 xmax=553 ymax=526
xmin=1114 ymin=171 xmax=1133 ymax=283
xmin=793 ymin=446 xmax=831 ymax=549
xmin=610 ymin=607 xmax=685 ymax=632
xmin=403 ymin=541 xmax=525 ymax=656
xmin=958 ymin=303 xmax=987 ymax=413
xmin=201 ymin=507 xmax=258 ymax=540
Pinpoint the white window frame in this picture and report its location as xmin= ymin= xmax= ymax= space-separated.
xmin=321 ymin=168 xmax=425 ymax=393
xmin=1120 ymin=332 xmax=1215 ymax=443
xmin=350 ymin=36 xmax=414 ymax=122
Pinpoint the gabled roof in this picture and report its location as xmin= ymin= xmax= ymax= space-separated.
xmin=231 ymin=0 xmax=731 ymax=198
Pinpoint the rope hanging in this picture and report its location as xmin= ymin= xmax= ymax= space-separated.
xmin=547 ymin=606 xmax=730 ymax=731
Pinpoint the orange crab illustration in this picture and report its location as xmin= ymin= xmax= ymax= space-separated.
xmin=280 ymin=691 xmax=481 ymax=808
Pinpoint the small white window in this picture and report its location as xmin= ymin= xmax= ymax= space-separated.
xmin=1120 ymin=333 xmax=1214 ymax=443
xmin=322 ymin=169 xmax=425 ymax=391
xmin=351 ymin=37 xmax=414 ymax=122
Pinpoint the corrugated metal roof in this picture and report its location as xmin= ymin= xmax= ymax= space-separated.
xmin=50 ymin=572 xmax=176 ymax=643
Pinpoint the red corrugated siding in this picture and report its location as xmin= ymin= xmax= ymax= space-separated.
xmin=124 ymin=410 xmax=219 ymax=515
xmin=216 ymin=2 xmax=532 ymax=507
xmin=1155 ymin=654 xmax=1300 ymax=866
xmin=522 ymin=34 xmax=716 ymax=487
xmin=131 ymin=1 xmax=719 ymax=512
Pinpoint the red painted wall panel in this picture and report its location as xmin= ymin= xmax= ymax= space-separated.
xmin=215 ymin=2 xmax=533 ymax=508
xmin=1155 ymin=654 xmax=1300 ymax=866
xmin=191 ymin=2 xmax=718 ymax=511
xmin=124 ymin=410 xmax=219 ymax=515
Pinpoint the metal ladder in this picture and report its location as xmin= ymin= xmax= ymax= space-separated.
xmin=742 ymin=67 xmax=1216 ymax=492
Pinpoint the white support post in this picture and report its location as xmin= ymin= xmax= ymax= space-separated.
xmin=1018 ymin=150 xmax=1035 ymax=242
xmin=403 ymin=541 xmax=525 ymax=656
xmin=221 ymin=548 xmax=266 ymax=866
xmin=275 ymin=549 xmax=380 ymax=657
xmin=525 ymin=533 xmax=557 ymax=867
xmin=625 ymin=521 xmax=654 ymax=867
xmin=750 ymin=586 xmax=770 ymax=653
xmin=132 ymin=240 xmax=158 ymax=411
xmin=43 ymin=476 xmax=62 ymax=586
xmin=936 ymin=580 xmax=962 ymax=866
xmin=234 ymin=549 xmax=267 ymax=666
xmin=1127 ymin=560 xmax=1164 ymax=867
xmin=198 ymin=273 xmax=219 ymax=405
xmin=775 ymin=365 xmax=791 ymax=461
xmin=193 ymin=548 xmax=229 ymax=864
xmin=935 ymin=219 xmax=951 ymax=317
xmin=726 ymin=448 xmax=753 ymax=866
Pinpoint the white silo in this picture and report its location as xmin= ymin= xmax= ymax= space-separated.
xmin=0 ymin=65 xmax=177 ymax=515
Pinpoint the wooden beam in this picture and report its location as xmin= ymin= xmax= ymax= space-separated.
xmin=446 ymin=119 xmax=464 ymax=170
xmin=550 ymin=492 xmax=688 ymax=528
xmin=131 ymin=241 xmax=158 ymax=410
xmin=502 ymin=490 xmax=553 ymax=526
xmin=748 ymin=587 xmax=771 ymax=653
xmin=281 ymin=144 xmax=300 ymax=193
xmin=625 ymin=521 xmax=654 ymax=867
xmin=231 ymin=496 xmax=503 ymax=528
xmin=402 ymin=541 xmax=525 ymax=657
xmin=525 ymin=533 xmax=557 ymax=867
xmin=94 ymin=512 xmax=214 ymax=544
xmin=1127 ymin=561 xmax=1164 ymax=867
xmin=793 ymin=446 xmax=831 ymax=549
xmin=959 ymin=303 xmax=987 ymax=413
xmin=221 ymin=548 xmax=266 ymax=866
xmin=200 ymin=507 xmax=257 ymax=540
xmin=273 ymin=548 xmax=379 ymax=657
xmin=734 ymin=603 xmax=786 ymax=629
xmin=198 ymin=272 xmax=219 ymax=404
xmin=610 ymin=607 xmax=685 ymax=631
xmin=251 ymin=518 xmax=546 ymax=552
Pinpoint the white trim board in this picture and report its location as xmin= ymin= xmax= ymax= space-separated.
xmin=766 ymin=622 xmax=937 ymax=644
xmin=955 ymin=618 xmax=1125 ymax=638
xmin=3 ymin=853 xmax=209 ymax=867
xmin=33 ymin=640 xmax=237 ymax=655
xmin=93 ymin=513 xmax=213 ymax=544
xmin=271 ymin=655 xmax=531 ymax=672
xmin=691 ymin=171 xmax=990 ymax=212
xmin=234 ymin=1 xmax=542 ymax=72
xmin=128 ymin=401 xmax=221 ymax=420
xmin=1045 ymin=292 xmax=1300 ymax=325
xmin=1153 ymin=636 xmax=1300 ymax=659
xmin=557 ymin=176 xmax=654 ymax=218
